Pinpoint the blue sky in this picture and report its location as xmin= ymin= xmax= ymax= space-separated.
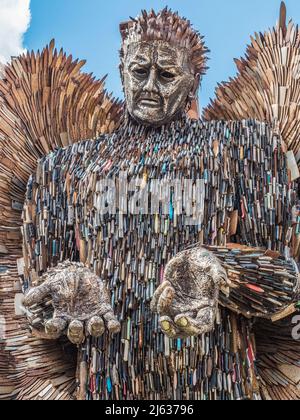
xmin=24 ymin=0 xmax=300 ymax=108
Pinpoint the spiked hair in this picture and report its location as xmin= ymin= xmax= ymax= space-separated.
xmin=120 ymin=8 xmax=209 ymax=81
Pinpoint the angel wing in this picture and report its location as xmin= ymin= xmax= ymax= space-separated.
xmin=204 ymin=2 xmax=300 ymax=400
xmin=204 ymin=2 xmax=300 ymax=165
xmin=254 ymin=315 xmax=300 ymax=400
xmin=0 ymin=40 xmax=122 ymax=400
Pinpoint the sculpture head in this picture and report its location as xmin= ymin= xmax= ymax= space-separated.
xmin=120 ymin=9 xmax=208 ymax=127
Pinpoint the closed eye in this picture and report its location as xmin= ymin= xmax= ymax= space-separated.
xmin=160 ymin=71 xmax=176 ymax=80
xmin=133 ymin=68 xmax=148 ymax=78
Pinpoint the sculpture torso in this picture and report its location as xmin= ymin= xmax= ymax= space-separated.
xmin=23 ymin=118 xmax=296 ymax=400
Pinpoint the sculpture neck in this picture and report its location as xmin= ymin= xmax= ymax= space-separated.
xmin=118 ymin=110 xmax=195 ymax=137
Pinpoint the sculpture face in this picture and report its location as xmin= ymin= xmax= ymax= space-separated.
xmin=123 ymin=41 xmax=195 ymax=127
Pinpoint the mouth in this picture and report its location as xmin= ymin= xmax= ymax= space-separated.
xmin=137 ymin=97 xmax=162 ymax=108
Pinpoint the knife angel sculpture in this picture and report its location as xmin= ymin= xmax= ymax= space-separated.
xmin=0 ymin=3 xmax=299 ymax=400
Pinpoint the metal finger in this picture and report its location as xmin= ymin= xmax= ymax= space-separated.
xmin=157 ymin=286 xmax=175 ymax=315
xmin=68 ymin=320 xmax=85 ymax=345
xmin=45 ymin=317 xmax=67 ymax=340
xmin=87 ymin=316 xmax=105 ymax=338
xmin=150 ymin=281 xmax=172 ymax=313
xmin=103 ymin=311 xmax=121 ymax=335
xmin=159 ymin=316 xmax=179 ymax=339
xmin=174 ymin=314 xmax=201 ymax=337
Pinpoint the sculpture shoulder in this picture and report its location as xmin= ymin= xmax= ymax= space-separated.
xmin=192 ymin=118 xmax=284 ymax=159
xmin=33 ymin=134 xmax=116 ymax=185
xmin=198 ymin=118 xmax=277 ymax=143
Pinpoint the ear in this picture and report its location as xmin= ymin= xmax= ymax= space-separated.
xmin=186 ymin=73 xmax=201 ymax=119
xmin=119 ymin=63 xmax=125 ymax=86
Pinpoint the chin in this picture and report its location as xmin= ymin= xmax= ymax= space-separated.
xmin=132 ymin=110 xmax=165 ymax=126
xmin=131 ymin=109 xmax=176 ymax=127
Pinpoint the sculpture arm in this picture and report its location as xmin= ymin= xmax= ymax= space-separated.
xmin=151 ymin=244 xmax=300 ymax=338
xmin=22 ymin=144 xmax=89 ymax=281
xmin=21 ymin=144 xmax=121 ymax=344
xmin=151 ymin=121 xmax=300 ymax=338
xmin=216 ymin=127 xmax=300 ymax=318
xmin=207 ymin=244 xmax=300 ymax=319
xmin=22 ymin=261 xmax=121 ymax=344
xmin=23 ymin=280 xmax=51 ymax=307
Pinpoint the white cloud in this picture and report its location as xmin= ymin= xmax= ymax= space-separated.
xmin=0 ymin=0 xmax=31 ymax=63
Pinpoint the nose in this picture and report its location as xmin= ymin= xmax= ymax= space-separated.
xmin=143 ymin=67 xmax=158 ymax=93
